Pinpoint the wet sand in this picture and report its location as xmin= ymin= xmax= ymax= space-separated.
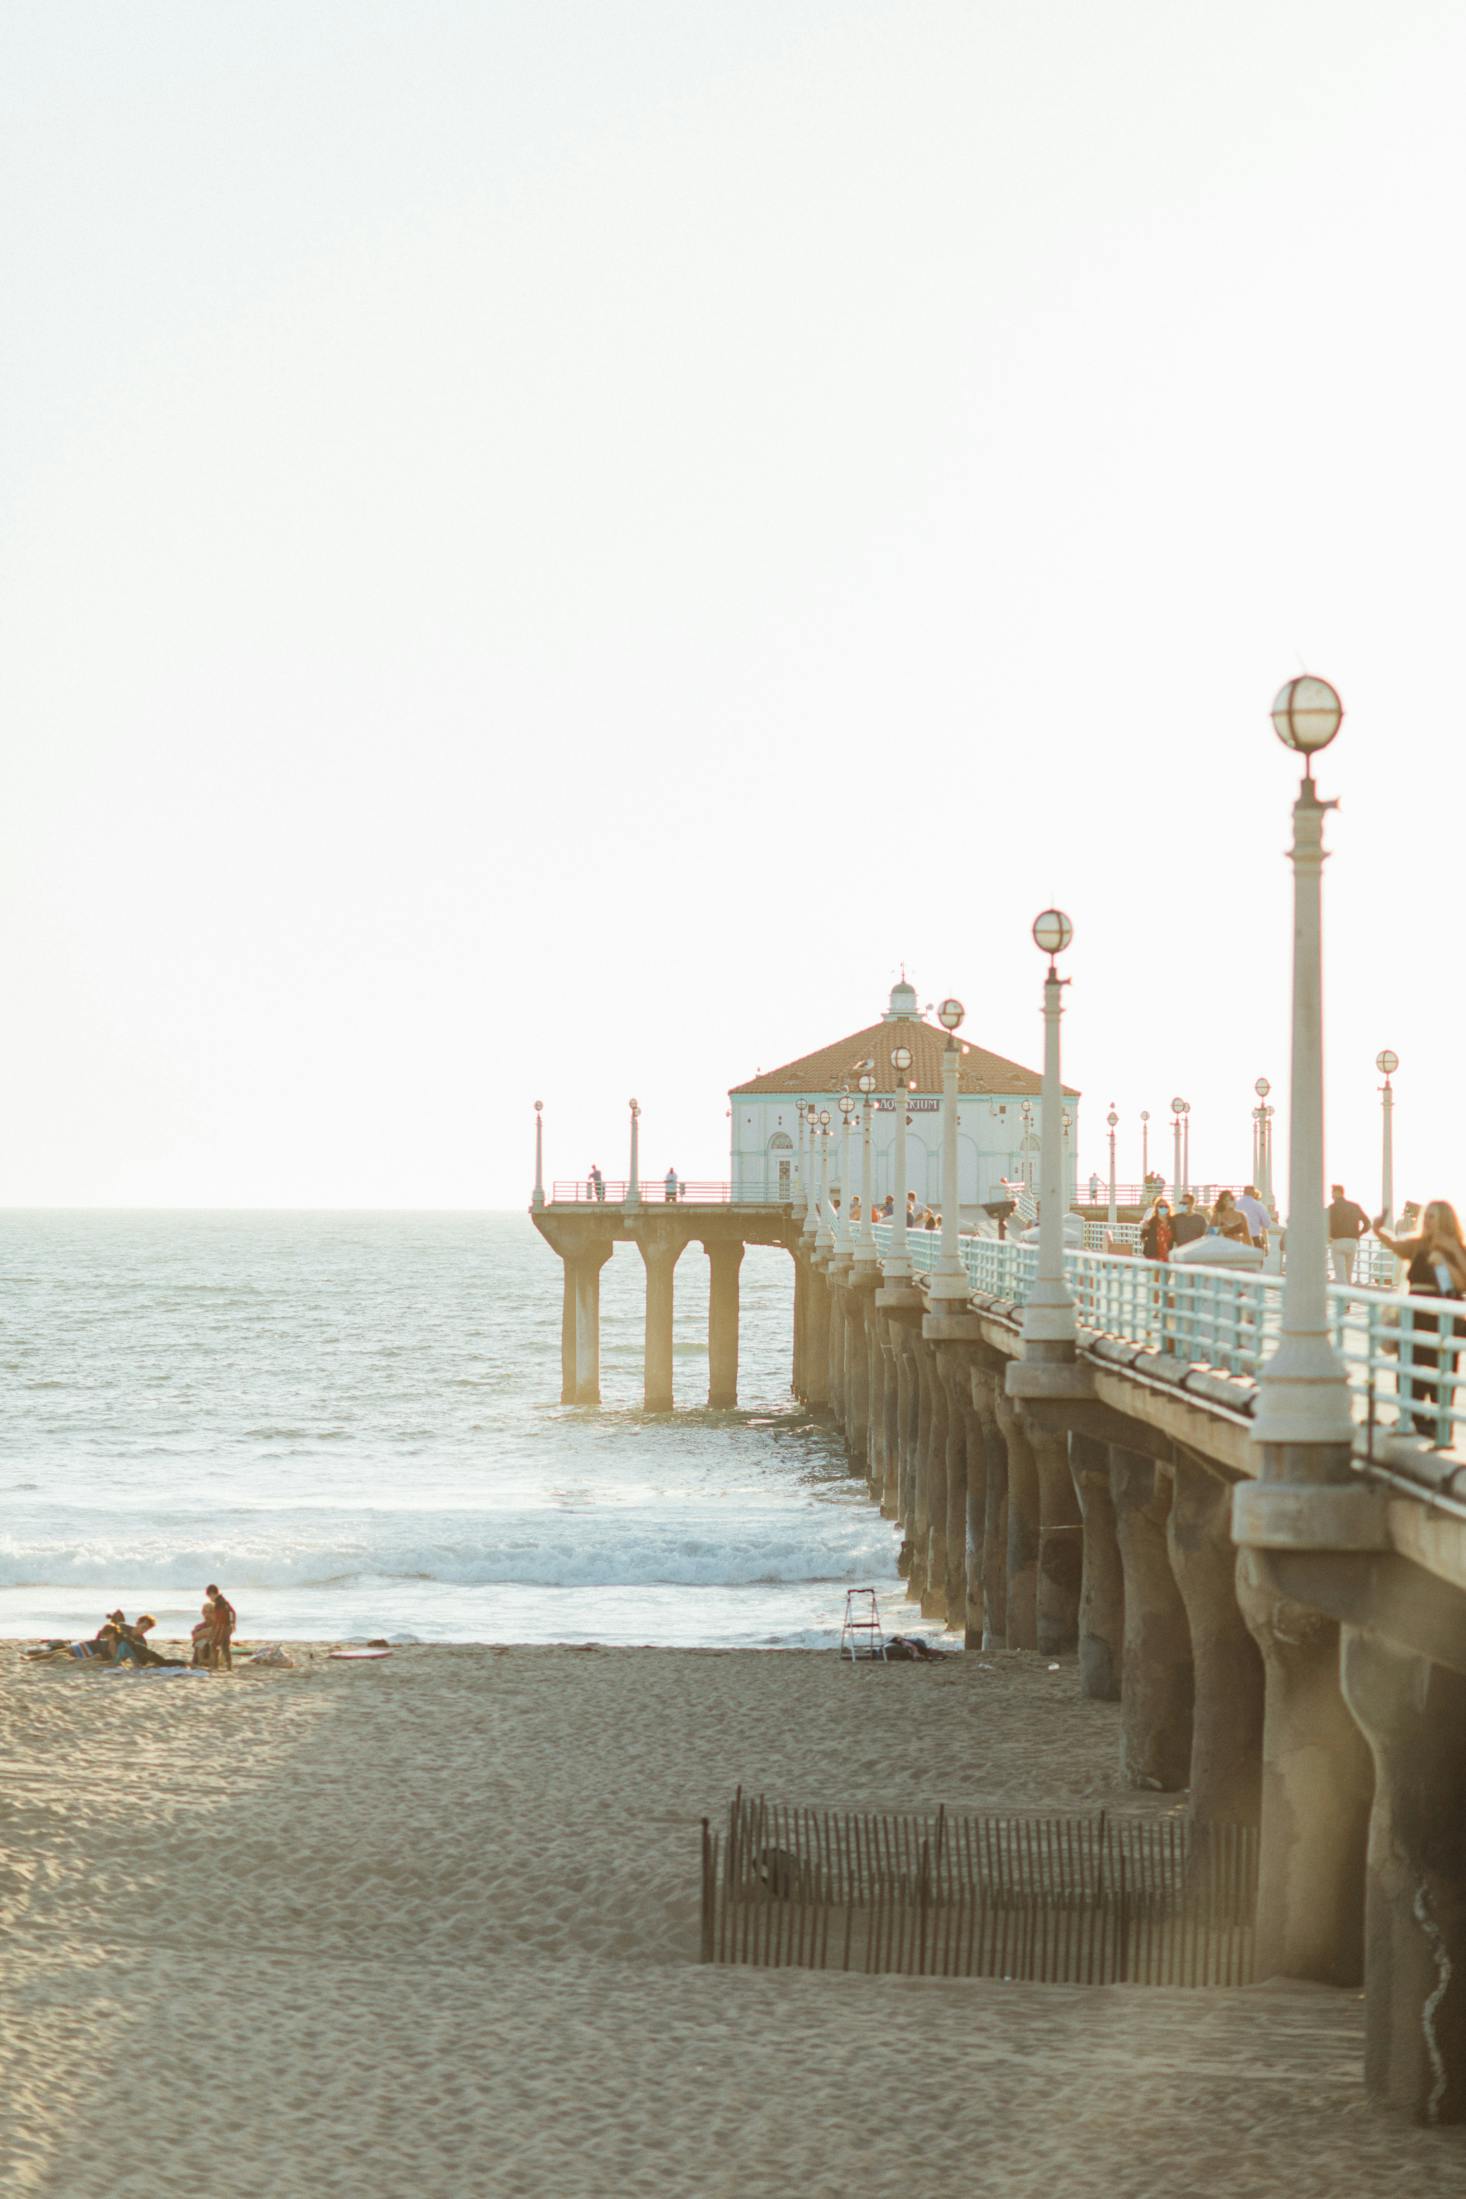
xmin=2 ymin=1641 xmax=1462 ymax=2197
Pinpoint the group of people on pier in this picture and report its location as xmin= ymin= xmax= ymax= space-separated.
xmin=1139 ymin=1185 xmax=1272 ymax=1258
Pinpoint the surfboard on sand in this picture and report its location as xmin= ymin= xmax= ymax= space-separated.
xmin=328 ymin=1648 xmax=393 ymax=1661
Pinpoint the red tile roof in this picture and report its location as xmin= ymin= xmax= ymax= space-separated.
xmin=730 ymin=1020 xmax=1079 ymax=1099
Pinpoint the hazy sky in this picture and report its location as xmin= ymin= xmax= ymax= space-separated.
xmin=4 ymin=2 xmax=1463 ymax=1210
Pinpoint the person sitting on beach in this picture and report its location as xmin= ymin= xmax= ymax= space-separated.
xmin=111 ymin=1615 xmax=185 ymax=1668
xmin=191 ymin=1594 xmax=217 ymax=1666
xmin=24 ymin=1634 xmax=112 ymax=1663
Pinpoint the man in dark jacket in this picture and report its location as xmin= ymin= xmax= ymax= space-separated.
xmin=1170 ymin=1194 xmax=1207 ymax=1247
xmin=1328 ymin=1185 xmax=1369 ymax=1281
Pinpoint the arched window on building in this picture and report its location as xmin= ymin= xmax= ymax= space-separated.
xmin=767 ymin=1130 xmax=794 ymax=1202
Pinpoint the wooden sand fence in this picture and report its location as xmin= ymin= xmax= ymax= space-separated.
xmin=700 ymin=1792 xmax=1257 ymax=1987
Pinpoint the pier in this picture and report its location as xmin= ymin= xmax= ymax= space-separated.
xmin=530 ymin=682 xmax=1466 ymax=2127
xmin=531 ymin=1184 xmax=796 ymax=1411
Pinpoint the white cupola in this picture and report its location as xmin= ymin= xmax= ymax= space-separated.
xmin=882 ymin=978 xmax=919 ymax=1022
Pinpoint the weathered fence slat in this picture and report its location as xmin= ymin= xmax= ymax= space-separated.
xmin=702 ymin=1797 xmax=1257 ymax=1989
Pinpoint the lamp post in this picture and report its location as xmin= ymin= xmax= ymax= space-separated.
xmin=932 ymin=999 xmax=968 ymax=1302
xmin=1020 ymin=1100 xmax=1035 ymax=1189
xmin=1169 ymin=1101 xmax=1183 ymax=1202
xmin=1180 ymin=1099 xmax=1191 ymax=1196
xmin=885 ymin=1043 xmax=915 ymax=1279
xmin=854 ymin=1066 xmax=877 ymax=1264
xmin=815 ymin=1108 xmax=834 ymax=1252
xmin=533 ymin=1099 xmax=545 ymax=1210
xmin=836 ymin=1092 xmax=855 ymax=1254
xmin=1252 ymin=674 xmax=1354 ymax=1456
xmin=1140 ymin=1109 xmax=1150 ymax=1189
xmin=1254 ymin=1077 xmax=1274 ymax=1204
xmin=1021 ymin=908 xmax=1076 ymax=1354
xmin=802 ymin=1103 xmax=820 ymax=1239
xmin=627 ymin=1098 xmax=641 ymax=1207
xmin=1376 ymin=1050 xmax=1399 ymax=1232
xmin=1106 ymin=1106 xmax=1119 ymax=1228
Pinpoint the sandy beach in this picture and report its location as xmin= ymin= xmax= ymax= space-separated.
xmin=3 ymin=1641 xmax=1463 ymax=2199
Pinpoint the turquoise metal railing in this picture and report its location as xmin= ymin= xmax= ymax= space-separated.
xmin=851 ymin=1227 xmax=1462 ymax=1458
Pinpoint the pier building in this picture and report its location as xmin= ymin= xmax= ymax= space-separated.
xmin=729 ymin=978 xmax=1079 ymax=1210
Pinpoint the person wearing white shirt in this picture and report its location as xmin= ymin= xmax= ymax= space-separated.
xmin=1236 ymin=1186 xmax=1270 ymax=1245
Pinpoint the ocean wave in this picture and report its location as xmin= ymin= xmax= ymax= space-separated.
xmin=0 ymin=1518 xmax=899 ymax=1594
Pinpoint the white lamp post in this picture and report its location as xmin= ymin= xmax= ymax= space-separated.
xmin=885 ymin=1042 xmax=915 ymax=1279
xmin=1255 ymin=1077 xmax=1274 ymax=1203
xmin=627 ymin=1098 xmax=641 ymax=1207
xmin=1179 ymin=1099 xmax=1191 ymax=1196
xmin=1253 ymin=675 xmax=1354 ymax=1455
xmin=931 ymin=999 xmax=968 ymax=1302
xmin=1106 ymin=1106 xmax=1119 ymax=1227
xmin=1170 ymin=1101 xmax=1183 ymax=1202
xmin=835 ymin=1092 xmax=855 ymax=1253
xmin=854 ymin=1066 xmax=877 ymax=1264
xmin=533 ymin=1099 xmax=545 ymax=1210
xmin=1140 ymin=1109 xmax=1150 ymax=1188
xmin=802 ymin=1103 xmax=820 ymax=1238
xmin=1022 ymin=909 xmax=1076 ymax=1353
xmin=1376 ymin=1050 xmax=1398 ymax=1231
xmin=815 ymin=1109 xmax=834 ymax=1251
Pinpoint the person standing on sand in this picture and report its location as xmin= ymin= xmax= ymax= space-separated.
xmin=203 ymin=1584 xmax=237 ymax=1671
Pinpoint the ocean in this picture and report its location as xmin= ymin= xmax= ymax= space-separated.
xmin=0 ymin=1210 xmax=930 ymax=1649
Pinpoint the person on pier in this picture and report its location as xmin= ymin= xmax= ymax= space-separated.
xmin=1140 ymin=1197 xmax=1174 ymax=1261
xmin=1373 ymin=1200 xmax=1466 ymax=1444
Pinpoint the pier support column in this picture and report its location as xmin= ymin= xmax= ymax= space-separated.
xmin=1030 ymin=1420 xmax=1081 ymax=1658
xmin=560 ymin=1257 xmax=578 ymax=1404
xmin=791 ymin=1251 xmax=807 ymax=1399
xmin=971 ymin=1366 xmax=1007 ymax=1650
xmin=845 ymin=1276 xmax=876 ymax=1467
xmin=1111 ymin=1446 xmax=1192 ymax=1791
xmin=892 ymin=1334 xmax=914 ymax=1546
xmin=866 ymin=1316 xmax=889 ymax=1500
xmin=1069 ymin=1433 xmax=1122 ymax=1699
xmin=941 ymin=1355 xmax=971 ymax=1635
xmin=1235 ymin=1549 xmax=1371 ymax=1984
xmin=946 ymin=1359 xmax=983 ymax=1650
xmin=826 ymin=1276 xmax=847 ymax=1420
xmin=639 ymin=1238 xmax=683 ymax=1412
xmin=573 ymin=1242 xmax=613 ymax=1406
xmin=804 ymin=1263 xmax=830 ymax=1410
xmin=880 ymin=1329 xmax=901 ymax=1518
xmin=1167 ymin=1455 xmax=1263 ymax=1826
xmin=706 ymin=1240 xmax=743 ymax=1410
xmin=994 ymin=1388 xmax=1038 ymax=1652
xmin=1341 ymin=1631 xmax=1466 ymax=2123
xmin=920 ymin=1344 xmax=950 ymax=1620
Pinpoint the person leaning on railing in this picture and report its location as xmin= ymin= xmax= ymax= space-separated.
xmin=1373 ymin=1201 xmax=1466 ymax=1446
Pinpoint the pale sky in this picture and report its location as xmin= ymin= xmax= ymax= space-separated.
xmin=3 ymin=2 xmax=1463 ymax=1211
